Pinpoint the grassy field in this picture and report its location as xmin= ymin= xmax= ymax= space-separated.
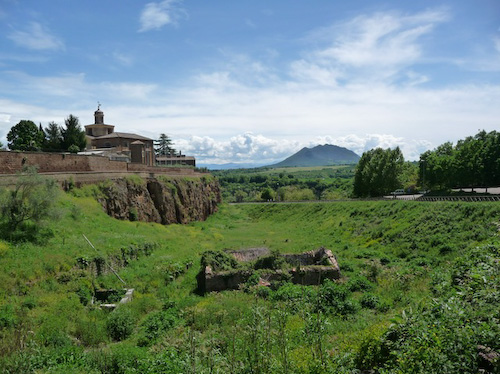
xmin=0 ymin=188 xmax=499 ymax=373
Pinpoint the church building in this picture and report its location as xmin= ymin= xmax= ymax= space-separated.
xmin=84 ymin=105 xmax=155 ymax=166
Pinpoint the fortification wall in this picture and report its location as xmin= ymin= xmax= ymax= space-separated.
xmin=0 ymin=150 xmax=195 ymax=176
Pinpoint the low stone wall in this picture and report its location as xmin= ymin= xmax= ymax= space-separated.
xmin=197 ymin=247 xmax=341 ymax=293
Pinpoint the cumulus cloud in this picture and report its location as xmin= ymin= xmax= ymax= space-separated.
xmin=175 ymin=133 xmax=302 ymax=165
xmin=138 ymin=0 xmax=185 ymax=32
xmin=173 ymin=132 xmax=433 ymax=165
xmin=2 ymin=8 xmax=500 ymax=167
xmin=8 ymin=22 xmax=64 ymax=50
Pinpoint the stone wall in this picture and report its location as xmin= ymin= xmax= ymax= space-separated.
xmin=0 ymin=150 xmax=127 ymax=174
xmin=198 ymin=247 xmax=341 ymax=293
xmin=0 ymin=150 xmax=196 ymax=175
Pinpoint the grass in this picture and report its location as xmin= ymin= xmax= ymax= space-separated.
xmin=1 ymin=189 xmax=500 ymax=372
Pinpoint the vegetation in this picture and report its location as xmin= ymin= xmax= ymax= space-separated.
xmin=353 ymin=147 xmax=406 ymax=197
xmin=7 ymin=120 xmax=45 ymax=151
xmin=0 ymin=166 xmax=59 ymax=242
xmin=420 ymin=130 xmax=500 ymax=192
xmin=154 ymin=133 xmax=176 ymax=157
xmin=60 ymin=114 xmax=87 ymax=152
xmin=0 ymin=179 xmax=499 ymax=372
xmin=6 ymin=115 xmax=87 ymax=153
xmin=213 ymin=165 xmax=355 ymax=202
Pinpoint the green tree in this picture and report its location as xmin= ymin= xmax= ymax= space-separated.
xmin=7 ymin=120 xmax=44 ymax=151
xmin=154 ymin=133 xmax=176 ymax=156
xmin=261 ymin=187 xmax=274 ymax=201
xmin=0 ymin=166 xmax=59 ymax=242
xmin=353 ymin=147 xmax=404 ymax=197
xmin=61 ymin=115 xmax=87 ymax=152
xmin=43 ymin=121 xmax=63 ymax=152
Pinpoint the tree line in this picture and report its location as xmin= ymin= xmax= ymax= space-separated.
xmin=420 ymin=130 xmax=500 ymax=191
xmin=5 ymin=117 xmax=179 ymax=161
xmin=7 ymin=115 xmax=87 ymax=153
xmin=353 ymin=129 xmax=500 ymax=197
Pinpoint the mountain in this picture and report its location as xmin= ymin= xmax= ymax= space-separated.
xmin=270 ymin=144 xmax=360 ymax=167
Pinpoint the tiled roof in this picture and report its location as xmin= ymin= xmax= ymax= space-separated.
xmin=94 ymin=132 xmax=153 ymax=141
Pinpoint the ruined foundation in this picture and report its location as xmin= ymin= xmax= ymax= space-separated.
xmin=197 ymin=247 xmax=340 ymax=293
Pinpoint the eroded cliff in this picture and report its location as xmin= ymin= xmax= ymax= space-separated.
xmin=97 ymin=175 xmax=221 ymax=224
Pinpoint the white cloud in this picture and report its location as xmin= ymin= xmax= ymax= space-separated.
xmin=8 ymin=22 xmax=64 ymax=51
xmin=494 ymin=36 xmax=500 ymax=54
xmin=138 ymin=0 xmax=185 ymax=32
xmin=299 ymin=9 xmax=449 ymax=84
xmin=173 ymin=132 xmax=435 ymax=165
xmin=176 ymin=133 xmax=301 ymax=165
xmin=2 ymin=8 xmax=500 ymax=166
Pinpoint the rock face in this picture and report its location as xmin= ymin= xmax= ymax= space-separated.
xmin=97 ymin=176 xmax=221 ymax=224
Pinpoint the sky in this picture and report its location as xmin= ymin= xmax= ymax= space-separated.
xmin=0 ymin=0 xmax=499 ymax=166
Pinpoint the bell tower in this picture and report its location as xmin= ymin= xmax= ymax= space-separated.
xmin=94 ymin=102 xmax=104 ymax=124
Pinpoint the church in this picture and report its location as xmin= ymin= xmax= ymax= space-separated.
xmin=84 ymin=105 xmax=155 ymax=166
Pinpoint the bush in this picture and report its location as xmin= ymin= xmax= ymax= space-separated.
xmin=137 ymin=308 xmax=180 ymax=347
xmin=68 ymin=144 xmax=80 ymax=153
xmin=106 ymin=307 xmax=135 ymax=341
xmin=347 ymin=275 xmax=374 ymax=292
xmin=0 ymin=304 xmax=17 ymax=328
xmin=0 ymin=166 xmax=59 ymax=243
xmin=360 ymin=293 xmax=380 ymax=309
xmin=318 ymin=280 xmax=358 ymax=315
xmin=200 ymin=250 xmax=238 ymax=271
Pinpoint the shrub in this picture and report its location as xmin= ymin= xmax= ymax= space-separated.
xmin=347 ymin=275 xmax=374 ymax=292
xmin=106 ymin=307 xmax=135 ymax=341
xmin=360 ymin=293 xmax=380 ymax=309
xmin=0 ymin=304 xmax=17 ymax=328
xmin=0 ymin=166 xmax=59 ymax=243
xmin=318 ymin=280 xmax=358 ymax=315
xmin=137 ymin=308 xmax=180 ymax=347
xmin=200 ymin=250 xmax=238 ymax=271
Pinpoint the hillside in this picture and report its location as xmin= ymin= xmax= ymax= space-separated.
xmin=271 ymin=144 xmax=360 ymax=167
xmin=1 ymin=192 xmax=499 ymax=372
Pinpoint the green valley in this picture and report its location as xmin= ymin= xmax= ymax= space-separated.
xmin=0 ymin=181 xmax=499 ymax=373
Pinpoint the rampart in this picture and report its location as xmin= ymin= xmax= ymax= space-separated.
xmin=0 ymin=150 xmax=200 ymax=187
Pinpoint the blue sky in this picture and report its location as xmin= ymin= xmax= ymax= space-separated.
xmin=1 ymin=0 xmax=499 ymax=165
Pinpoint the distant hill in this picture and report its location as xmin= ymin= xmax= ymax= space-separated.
xmin=270 ymin=144 xmax=360 ymax=167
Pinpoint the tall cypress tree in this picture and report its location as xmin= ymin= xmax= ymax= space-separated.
xmin=61 ymin=115 xmax=87 ymax=152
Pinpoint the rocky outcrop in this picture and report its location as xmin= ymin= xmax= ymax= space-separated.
xmin=97 ymin=176 xmax=221 ymax=224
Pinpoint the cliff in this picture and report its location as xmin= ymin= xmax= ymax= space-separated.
xmin=97 ymin=176 xmax=221 ymax=224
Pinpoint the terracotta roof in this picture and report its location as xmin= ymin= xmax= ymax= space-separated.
xmin=94 ymin=132 xmax=153 ymax=141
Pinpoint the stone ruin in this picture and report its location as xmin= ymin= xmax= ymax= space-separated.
xmin=197 ymin=247 xmax=340 ymax=293
xmin=92 ymin=288 xmax=134 ymax=310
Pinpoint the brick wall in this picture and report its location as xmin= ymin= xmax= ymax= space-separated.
xmin=0 ymin=150 xmax=195 ymax=176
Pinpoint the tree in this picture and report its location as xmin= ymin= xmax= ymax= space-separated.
xmin=0 ymin=166 xmax=59 ymax=242
xmin=61 ymin=115 xmax=87 ymax=152
xmin=353 ymin=147 xmax=404 ymax=197
xmin=154 ymin=133 xmax=176 ymax=157
xmin=43 ymin=121 xmax=63 ymax=152
xmin=7 ymin=120 xmax=44 ymax=151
